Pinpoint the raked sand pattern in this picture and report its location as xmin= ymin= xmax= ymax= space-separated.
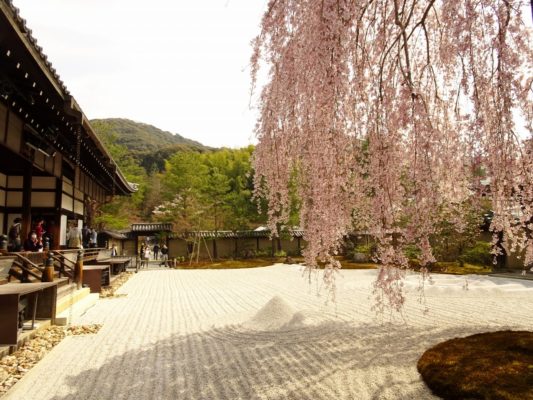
xmin=5 ymin=265 xmax=533 ymax=400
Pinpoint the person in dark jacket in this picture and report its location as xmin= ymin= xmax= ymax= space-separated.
xmin=23 ymin=231 xmax=43 ymax=252
xmin=160 ymin=244 xmax=169 ymax=267
xmin=8 ymin=217 xmax=22 ymax=251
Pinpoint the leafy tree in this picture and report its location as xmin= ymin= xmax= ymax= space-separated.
xmin=156 ymin=152 xmax=208 ymax=230
xmin=92 ymin=120 xmax=148 ymax=228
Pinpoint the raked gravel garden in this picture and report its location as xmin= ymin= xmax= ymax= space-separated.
xmin=2 ymin=264 xmax=533 ymax=400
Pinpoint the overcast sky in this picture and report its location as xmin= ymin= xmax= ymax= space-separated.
xmin=13 ymin=0 xmax=268 ymax=148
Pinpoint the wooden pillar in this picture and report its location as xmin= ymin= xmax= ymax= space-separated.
xmin=74 ymin=126 xmax=81 ymax=205
xmin=42 ymin=251 xmax=55 ymax=282
xmin=74 ymin=250 xmax=83 ymax=289
xmin=51 ymin=177 xmax=62 ymax=250
xmin=212 ymin=238 xmax=218 ymax=259
xmin=21 ymin=165 xmax=32 ymax=239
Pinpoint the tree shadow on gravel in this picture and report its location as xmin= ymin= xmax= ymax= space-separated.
xmin=47 ymin=322 xmax=491 ymax=400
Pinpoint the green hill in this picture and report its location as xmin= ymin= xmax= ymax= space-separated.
xmin=90 ymin=118 xmax=210 ymax=153
xmin=90 ymin=118 xmax=212 ymax=171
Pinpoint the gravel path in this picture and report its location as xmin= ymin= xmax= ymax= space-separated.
xmin=4 ymin=265 xmax=533 ymax=400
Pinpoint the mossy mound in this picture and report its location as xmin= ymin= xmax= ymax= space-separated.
xmin=418 ymin=331 xmax=533 ymax=400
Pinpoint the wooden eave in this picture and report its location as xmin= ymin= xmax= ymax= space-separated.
xmin=0 ymin=0 xmax=68 ymax=99
xmin=0 ymin=0 xmax=135 ymax=195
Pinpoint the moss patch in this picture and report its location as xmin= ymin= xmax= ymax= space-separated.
xmin=174 ymin=259 xmax=279 ymax=269
xmin=417 ymin=331 xmax=533 ymax=400
xmin=337 ymin=260 xmax=378 ymax=270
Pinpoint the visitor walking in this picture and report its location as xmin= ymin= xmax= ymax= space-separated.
xmin=82 ymin=225 xmax=91 ymax=248
xmin=153 ymin=243 xmax=160 ymax=260
xmin=67 ymin=222 xmax=83 ymax=249
xmin=34 ymin=217 xmax=45 ymax=242
xmin=140 ymin=243 xmax=147 ymax=268
xmin=89 ymin=228 xmax=98 ymax=248
xmin=8 ymin=217 xmax=22 ymax=252
xmin=161 ymin=244 xmax=169 ymax=267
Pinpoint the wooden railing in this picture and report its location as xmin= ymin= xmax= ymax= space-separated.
xmin=52 ymin=249 xmax=87 ymax=289
xmin=7 ymin=252 xmax=46 ymax=283
xmin=49 ymin=250 xmax=77 ymax=280
xmin=2 ymin=247 xmax=116 ymax=287
xmin=83 ymin=247 xmax=110 ymax=263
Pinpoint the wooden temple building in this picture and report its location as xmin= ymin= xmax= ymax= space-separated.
xmin=0 ymin=1 xmax=136 ymax=352
xmin=0 ymin=0 xmax=135 ymax=249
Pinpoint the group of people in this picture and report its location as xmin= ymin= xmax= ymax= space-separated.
xmin=6 ymin=218 xmax=99 ymax=252
xmin=82 ymin=225 xmax=99 ymax=249
xmin=8 ymin=217 xmax=47 ymax=252
xmin=66 ymin=224 xmax=99 ymax=249
xmin=139 ymin=242 xmax=169 ymax=268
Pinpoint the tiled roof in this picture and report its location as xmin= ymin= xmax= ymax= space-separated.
xmin=100 ymin=230 xmax=128 ymax=240
xmin=173 ymin=230 xmax=305 ymax=239
xmin=131 ymin=223 xmax=173 ymax=233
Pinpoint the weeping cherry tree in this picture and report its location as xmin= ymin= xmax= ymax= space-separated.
xmin=251 ymin=0 xmax=533 ymax=311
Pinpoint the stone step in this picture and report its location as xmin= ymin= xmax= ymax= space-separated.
xmin=55 ymin=292 xmax=99 ymax=326
xmin=56 ymin=281 xmax=78 ymax=300
xmin=55 ymin=287 xmax=91 ymax=315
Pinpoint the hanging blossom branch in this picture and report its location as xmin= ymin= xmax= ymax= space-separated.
xmin=251 ymin=0 xmax=532 ymax=311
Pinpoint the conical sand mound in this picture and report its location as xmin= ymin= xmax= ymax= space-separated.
xmin=243 ymin=296 xmax=306 ymax=331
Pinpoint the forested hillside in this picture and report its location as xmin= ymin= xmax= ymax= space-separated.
xmin=91 ymin=118 xmax=209 ymax=153
xmin=91 ymin=120 xmax=269 ymax=231
xmin=91 ymin=118 xmax=212 ymax=172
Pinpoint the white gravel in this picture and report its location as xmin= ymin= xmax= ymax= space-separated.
xmin=4 ymin=265 xmax=533 ymax=400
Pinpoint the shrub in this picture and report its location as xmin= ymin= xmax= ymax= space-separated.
xmin=256 ymin=248 xmax=272 ymax=257
xmin=274 ymin=250 xmax=287 ymax=258
xmin=403 ymin=244 xmax=421 ymax=259
xmin=459 ymin=241 xmax=492 ymax=266
xmin=347 ymin=244 xmax=375 ymax=262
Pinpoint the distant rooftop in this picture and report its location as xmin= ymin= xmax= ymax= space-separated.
xmin=131 ymin=223 xmax=173 ymax=233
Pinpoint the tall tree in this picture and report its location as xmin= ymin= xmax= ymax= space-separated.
xmin=156 ymin=152 xmax=208 ymax=230
xmin=251 ymin=0 xmax=532 ymax=309
xmin=93 ymin=120 xmax=148 ymax=229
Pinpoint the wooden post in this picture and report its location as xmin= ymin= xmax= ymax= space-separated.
xmin=43 ymin=236 xmax=50 ymax=251
xmin=53 ymin=178 xmax=62 ymax=250
xmin=22 ymin=167 xmax=32 ymax=240
xmin=0 ymin=235 xmax=7 ymax=251
xmin=212 ymin=238 xmax=218 ymax=259
xmin=42 ymin=251 xmax=55 ymax=282
xmin=203 ymin=237 xmax=213 ymax=262
xmin=74 ymin=249 xmax=83 ymax=289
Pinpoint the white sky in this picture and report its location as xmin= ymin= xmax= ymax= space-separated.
xmin=13 ymin=0 xmax=269 ymax=148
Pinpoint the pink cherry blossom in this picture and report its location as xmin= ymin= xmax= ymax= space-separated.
xmin=251 ymin=0 xmax=532 ymax=311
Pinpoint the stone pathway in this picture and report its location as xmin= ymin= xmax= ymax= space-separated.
xmin=4 ymin=266 xmax=533 ymax=400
